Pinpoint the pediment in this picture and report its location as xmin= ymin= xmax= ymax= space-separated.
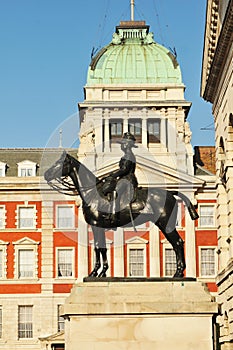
xmin=126 ymin=236 xmax=148 ymax=244
xmin=39 ymin=331 xmax=64 ymax=342
xmin=0 ymin=239 xmax=9 ymax=245
xmin=17 ymin=160 xmax=37 ymax=166
xmin=95 ymin=156 xmax=205 ymax=191
xmin=13 ymin=237 xmax=40 ymax=245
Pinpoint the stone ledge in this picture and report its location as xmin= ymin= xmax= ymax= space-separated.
xmin=64 ymin=280 xmax=217 ymax=316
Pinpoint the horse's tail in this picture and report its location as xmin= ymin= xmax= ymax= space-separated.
xmin=170 ymin=191 xmax=199 ymax=220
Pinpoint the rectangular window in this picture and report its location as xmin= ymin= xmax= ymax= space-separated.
xmin=109 ymin=119 xmax=123 ymax=142
xmin=164 ymin=248 xmax=176 ymax=277
xmin=128 ymin=119 xmax=142 ymax=142
xmin=129 ymin=248 xmax=144 ymax=276
xmin=20 ymin=168 xmax=33 ymax=177
xmin=199 ymin=205 xmax=215 ymax=227
xmin=147 ymin=119 xmax=161 ymax=143
xmin=57 ymin=206 xmax=74 ymax=229
xmin=18 ymin=207 xmax=35 ymax=229
xmin=0 ymin=306 xmax=2 ymax=338
xmin=200 ymin=248 xmax=216 ymax=277
xmin=0 ymin=207 xmax=4 ymax=229
xmin=18 ymin=249 xmax=34 ymax=278
xmin=57 ymin=305 xmax=65 ymax=332
xmin=57 ymin=249 xmax=73 ymax=277
xmin=18 ymin=306 xmax=33 ymax=339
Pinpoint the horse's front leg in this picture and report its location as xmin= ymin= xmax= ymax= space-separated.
xmin=89 ymin=226 xmax=109 ymax=278
xmin=166 ymin=230 xmax=186 ymax=278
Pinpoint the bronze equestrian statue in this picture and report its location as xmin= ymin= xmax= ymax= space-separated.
xmin=44 ymin=133 xmax=199 ymax=278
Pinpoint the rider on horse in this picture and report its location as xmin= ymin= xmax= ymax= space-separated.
xmin=102 ymin=132 xmax=139 ymax=223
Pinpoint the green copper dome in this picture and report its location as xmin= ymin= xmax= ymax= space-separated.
xmin=87 ymin=21 xmax=182 ymax=85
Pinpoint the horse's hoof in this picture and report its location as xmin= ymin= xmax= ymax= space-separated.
xmin=173 ymin=270 xmax=184 ymax=278
xmin=98 ymin=271 xmax=107 ymax=278
xmin=98 ymin=263 xmax=109 ymax=278
xmin=88 ymin=270 xmax=98 ymax=277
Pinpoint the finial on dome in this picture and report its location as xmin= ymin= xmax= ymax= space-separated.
xmin=130 ymin=0 xmax=135 ymax=21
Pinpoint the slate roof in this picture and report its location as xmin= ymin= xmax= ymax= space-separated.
xmin=0 ymin=148 xmax=78 ymax=177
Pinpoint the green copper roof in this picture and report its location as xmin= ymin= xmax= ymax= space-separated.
xmin=87 ymin=21 xmax=182 ymax=85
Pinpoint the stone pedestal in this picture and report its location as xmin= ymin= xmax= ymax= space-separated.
xmin=63 ymin=278 xmax=217 ymax=350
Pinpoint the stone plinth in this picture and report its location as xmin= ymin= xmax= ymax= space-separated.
xmin=63 ymin=278 xmax=217 ymax=350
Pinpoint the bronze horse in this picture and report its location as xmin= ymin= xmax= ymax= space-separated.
xmin=44 ymin=151 xmax=199 ymax=278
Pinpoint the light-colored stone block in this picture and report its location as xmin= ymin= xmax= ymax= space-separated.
xmin=64 ymin=280 xmax=217 ymax=350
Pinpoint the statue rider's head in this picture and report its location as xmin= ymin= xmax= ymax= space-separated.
xmin=118 ymin=132 xmax=138 ymax=151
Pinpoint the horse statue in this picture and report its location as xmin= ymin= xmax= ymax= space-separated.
xmin=44 ymin=151 xmax=199 ymax=278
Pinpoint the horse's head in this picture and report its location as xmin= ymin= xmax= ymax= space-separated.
xmin=44 ymin=151 xmax=72 ymax=183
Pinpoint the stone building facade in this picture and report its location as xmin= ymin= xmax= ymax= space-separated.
xmin=201 ymin=0 xmax=233 ymax=348
xmin=0 ymin=17 xmax=219 ymax=350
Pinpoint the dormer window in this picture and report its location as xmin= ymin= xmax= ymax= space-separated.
xmin=0 ymin=162 xmax=6 ymax=177
xmin=17 ymin=160 xmax=37 ymax=177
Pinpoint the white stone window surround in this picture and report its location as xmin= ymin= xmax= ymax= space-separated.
xmin=16 ymin=205 xmax=37 ymax=229
xmin=13 ymin=237 xmax=39 ymax=279
xmin=198 ymin=246 xmax=217 ymax=278
xmin=56 ymin=204 xmax=75 ymax=230
xmin=55 ymin=247 xmax=75 ymax=279
xmin=126 ymin=236 xmax=148 ymax=277
xmin=0 ymin=206 xmax=6 ymax=229
xmin=0 ymin=240 xmax=9 ymax=279
xmin=161 ymin=239 xmax=177 ymax=277
xmin=198 ymin=203 xmax=216 ymax=228
xmin=0 ymin=162 xmax=6 ymax=177
xmin=17 ymin=160 xmax=37 ymax=177
xmin=89 ymin=238 xmax=113 ymax=274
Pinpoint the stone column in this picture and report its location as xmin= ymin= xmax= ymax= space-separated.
xmin=160 ymin=118 xmax=167 ymax=148
xmin=123 ymin=108 xmax=129 ymax=134
xmin=141 ymin=108 xmax=147 ymax=148
xmin=114 ymin=227 xmax=124 ymax=277
xmin=216 ymin=183 xmax=229 ymax=270
xmin=167 ymin=108 xmax=176 ymax=156
xmin=104 ymin=109 xmax=110 ymax=152
xmin=149 ymin=225 xmax=160 ymax=276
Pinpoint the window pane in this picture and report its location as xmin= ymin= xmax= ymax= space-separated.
xmin=128 ymin=120 xmax=142 ymax=142
xmin=148 ymin=119 xmax=160 ymax=143
xmin=57 ymin=206 xmax=74 ymax=229
xmin=18 ymin=306 xmax=33 ymax=339
xmin=165 ymin=248 xmax=176 ymax=276
xmin=20 ymin=168 xmax=33 ymax=177
xmin=19 ymin=250 xmax=34 ymax=278
xmin=19 ymin=207 xmax=34 ymax=228
xmin=129 ymin=248 xmax=144 ymax=276
xmin=201 ymin=248 xmax=216 ymax=276
xmin=58 ymin=249 xmax=73 ymax=277
xmin=109 ymin=120 xmax=123 ymax=142
xmin=199 ymin=205 xmax=214 ymax=226
xmin=58 ymin=305 xmax=65 ymax=332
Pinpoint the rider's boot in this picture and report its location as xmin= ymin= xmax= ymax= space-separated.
xmin=98 ymin=248 xmax=109 ymax=278
xmin=89 ymin=247 xmax=101 ymax=277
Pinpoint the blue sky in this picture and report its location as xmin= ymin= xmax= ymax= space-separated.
xmin=0 ymin=0 xmax=214 ymax=148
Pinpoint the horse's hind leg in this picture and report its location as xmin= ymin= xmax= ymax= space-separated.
xmin=165 ymin=229 xmax=186 ymax=278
